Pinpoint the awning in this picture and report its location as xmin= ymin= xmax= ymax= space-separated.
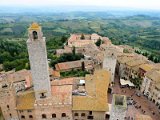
xmin=120 ymin=79 xmax=135 ymax=87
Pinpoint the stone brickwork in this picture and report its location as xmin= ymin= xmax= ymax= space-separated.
xmin=0 ymin=88 xmax=19 ymax=120
xmin=73 ymin=111 xmax=105 ymax=120
xmin=109 ymin=94 xmax=127 ymax=120
xmin=27 ymin=24 xmax=51 ymax=100
xmin=103 ymin=55 xmax=117 ymax=83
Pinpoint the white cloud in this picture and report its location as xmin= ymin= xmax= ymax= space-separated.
xmin=1 ymin=0 xmax=160 ymax=10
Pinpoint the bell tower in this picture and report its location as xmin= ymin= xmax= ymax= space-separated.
xmin=27 ymin=23 xmax=51 ymax=100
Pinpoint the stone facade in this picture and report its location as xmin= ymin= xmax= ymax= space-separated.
xmin=0 ymin=87 xmax=19 ymax=120
xmin=103 ymin=54 xmax=117 ymax=83
xmin=72 ymin=110 xmax=105 ymax=120
xmin=27 ymin=23 xmax=51 ymax=100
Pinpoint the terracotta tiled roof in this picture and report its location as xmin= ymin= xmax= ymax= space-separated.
xmin=52 ymin=70 xmax=60 ymax=77
xmin=51 ymin=85 xmax=72 ymax=105
xmin=51 ymin=78 xmax=74 ymax=86
xmin=145 ymin=70 xmax=160 ymax=82
xmin=139 ymin=64 xmax=154 ymax=72
xmin=51 ymin=78 xmax=74 ymax=105
xmin=55 ymin=60 xmax=93 ymax=71
xmin=56 ymin=49 xmax=72 ymax=55
xmin=126 ymin=59 xmax=147 ymax=67
xmin=155 ymin=82 xmax=160 ymax=89
xmin=117 ymin=56 xmax=135 ymax=64
xmin=16 ymin=91 xmax=35 ymax=110
xmin=102 ymin=37 xmax=112 ymax=45
xmin=29 ymin=22 xmax=41 ymax=30
xmin=72 ymin=69 xmax=110 ymax=111
xmin=11 ymin=69 xmax=31 ymax=83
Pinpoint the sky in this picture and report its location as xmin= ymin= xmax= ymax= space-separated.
xmin=0 ymin=0 xmax=160 ymax=10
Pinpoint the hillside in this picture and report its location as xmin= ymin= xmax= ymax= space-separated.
xmin=0 ymin=12 xmax=160 ymax=71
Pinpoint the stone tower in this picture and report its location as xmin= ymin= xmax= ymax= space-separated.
xmin=109 ymin=94 xmax=127 ymax=120
xmin=27 ymin=23 xmax=51 ymax=100
xmin=103 ymin=54 xmax=117 ymax=83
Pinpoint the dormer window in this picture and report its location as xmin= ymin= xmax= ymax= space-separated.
xmin=33 ymin=31 xmax=38 ymax=40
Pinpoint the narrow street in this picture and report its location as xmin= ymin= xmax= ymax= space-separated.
xmin=108 ymin=75 xmax=160 ymax=120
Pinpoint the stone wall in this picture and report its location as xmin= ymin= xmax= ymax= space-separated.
xmin=27 ymin=37 xmax=51 ymax=100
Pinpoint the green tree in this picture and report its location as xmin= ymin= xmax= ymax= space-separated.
xmin=80 ymin=34 xmax=85 ymax=40
xmin=81 ymin=61 xmax=85 ymax=71
xmin=72 ymin=46 xmax=76 ymax=55
xmin=95 ymin=38 xmax=102 ymax=46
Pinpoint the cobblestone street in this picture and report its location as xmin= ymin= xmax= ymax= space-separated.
xmin=108 ymin=75 xmax=160 ymax=120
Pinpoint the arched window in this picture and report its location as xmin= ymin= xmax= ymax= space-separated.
xmin=29 ymin=115 xmax=33 ymax=118
xmin=81 ymin=113 xmax=85 ymax=117
xmin=33 ymin=31 xmax=38 ymax=40
xmin=62 ymin=113 xmax=66 ymax=117
xmin=52 ymin=114 xmax=56 ymax=118
xmin=74 ymin=113 xmax=78 ymax=116
xmin=21 ymin=115 xmax=25 ymax=119
xmin=42 ymin=114 xmax=47 ymax=119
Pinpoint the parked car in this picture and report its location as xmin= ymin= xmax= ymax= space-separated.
xmin=136 ymin=92 xmax=141 ymax=97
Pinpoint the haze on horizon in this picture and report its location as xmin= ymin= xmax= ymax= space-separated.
xmin=1 ymin=0 xmax=160 ymax=10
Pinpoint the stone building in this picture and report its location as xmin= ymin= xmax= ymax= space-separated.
xmin=0 ymin=23 xmax=111 ymax=120
xmin=141 ymin=69 xmax=160 ymax=108
xmin=109 ymin=94 xmax=127 ymax=120
xmin=72 ymin=69 xmax=110 ymax=120
xmin=0 ymin=86 xmax=19 ymax=120
xmin=103 ymin=54 xmax=117 ymax=83
xmin=67 ymin=33 xmax=101 ymax=48
xmin=117 ymin=54 xmax=148 ymax=80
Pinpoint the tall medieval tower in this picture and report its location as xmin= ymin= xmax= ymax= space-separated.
xmin=109 ymin=94 xmax=127 ymax=120
xmin=27 ymin=23 xmax=51 ymax=100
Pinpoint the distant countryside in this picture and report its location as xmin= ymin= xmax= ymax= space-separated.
xmin=0 ymin=11 xmax=160 ymax=71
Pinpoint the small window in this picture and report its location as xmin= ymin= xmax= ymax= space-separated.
xmin=28 ymin=110 xmax=32 ymax=112
xmin=21 ymin=115 xmax=25 ymax=119
xmin=74 ymin=113 xmax=78 ymax=116
xmin=29 ymin=115 xmax=33 ymax=118
xmin=7 ymin=105 xmax=9 ymax=109
xmin=10 ymin=113 xmax=12 ymax=117
xmin=62 ymin=113 xmax=66 ymax=117
xmin=89 ymin=111 xmax=92 ymax=115
xmin=87 ymin=116 xmax=94 ymax=119
xmin=42 ymin=114 xmax=47 ymax=119
xmin=81 ymin=113 xmax=85 ymax=117
xmin=52 ymin=114 xmax=56 ymax=118
xmin=19 ymin=110 xmax=23 ymax=113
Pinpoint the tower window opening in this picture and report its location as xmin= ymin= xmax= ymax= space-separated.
xmin=74 ymin=113 xmax=78 ymax=116
xmin=33 ymin=31 xmax=38 ymax=40
xmin=81 ymin=113 xmax=85 ymax=117
xmin=42 ymin=114 xmax=47 ymax=119
xmin=21 ymin=115 xmax=25 ymax=119
xmin=29 ymin=115 xmax=33 ymax=118
xmin=52 ymin=114 xmax=56 ymax=118
xmin=40 ymin=93 xmax=46 ymax=98
xmin=62 ymin=113 xmax=66 ymax=117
